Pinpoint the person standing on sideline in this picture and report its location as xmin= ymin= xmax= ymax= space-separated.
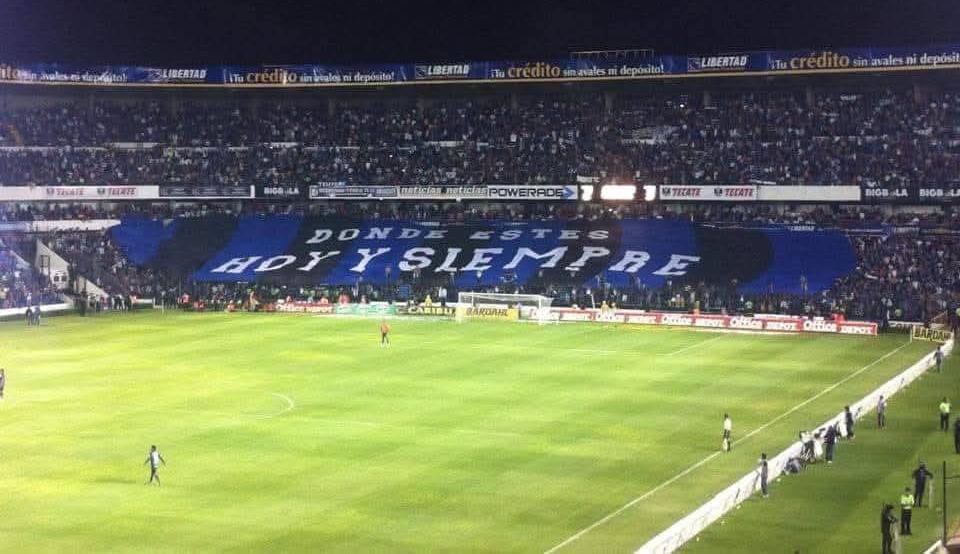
xmin=379 ymin=319 xmax=390 ymax=347
xmin=758 ymin=453 xmax=769 ymax=497
xmin=881 ymin=504 xmax=898 ymax=554
xmin=0 ymin=368 xmax=5 ymax=400
xmin=877 ymin=395 xmax=887 ymax=429
xmin=940 ymin=397 xmax=951 ymax=431
xmin=722 ymin=413 xmax=732 ymax=452
xmin=936 ymin=346 xmax=944 ymax=373
xmin=913 ymin=462 xmax=934 ymax=507
xmin=954 ymin=419 xmax=960 ymax=454
xmin=844 ymin=405 xmax=855 ymax=439
xmin=900 ymin=487 xmax=914 ymax=535
xmin=824 ymin=423 xmax=837 ymax=463
xmin=144 ymin=445 xmax=166 ymax=485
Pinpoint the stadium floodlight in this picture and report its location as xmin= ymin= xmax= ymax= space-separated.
xmin=600 ymin=184 xmax=636 ymax=201
xmin=456 ymin=292 xmax=554 ymax=324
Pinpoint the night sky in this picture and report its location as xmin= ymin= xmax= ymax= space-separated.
xmin=1 ymin=0 xmax=958 ymax=65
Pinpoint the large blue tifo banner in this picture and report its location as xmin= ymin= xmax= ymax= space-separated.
xmin=111 ymin=217 xmax=856 ymax=294
xmin=3 ymin=44 xmax=960 ymax=86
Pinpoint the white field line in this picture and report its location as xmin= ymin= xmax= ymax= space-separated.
xmin=454 ymin=339 xmax=726 ymax=357
xmin=734 ymin=341 xmax=908 ymax=443
xmin=168 ymin=400 xmax=519 ymax=438
xmin=251 ymin=392 xmax=296 ymax=420
xmin=664 ymin=334 xmax=725 ymax=356
xmin=542 ymin=341 xmax=911 ymax=554
xmin=308 ymin=416 xmax=525 ymax=439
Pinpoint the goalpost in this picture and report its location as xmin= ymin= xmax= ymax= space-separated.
xmin=456 ymin=292 xmax=555 ymax=323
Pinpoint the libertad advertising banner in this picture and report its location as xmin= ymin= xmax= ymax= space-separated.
xmin=4 ymin=44 xmax=960 ymax=87
xmin=109 ymin=216 xmax=857 ymax=295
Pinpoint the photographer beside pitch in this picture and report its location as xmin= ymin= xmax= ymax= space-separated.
xmin=881 ymin=503 xmax=898 ymax=554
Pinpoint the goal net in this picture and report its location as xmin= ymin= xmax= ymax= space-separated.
xmin=456 ymin=292 xmax=554 ymax=323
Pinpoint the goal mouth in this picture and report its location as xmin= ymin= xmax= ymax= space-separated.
xmin=455 ymin=292 xmax=554 ymax=323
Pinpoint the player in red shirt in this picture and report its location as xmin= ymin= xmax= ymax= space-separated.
xmin=380 ymin=320 xmax=390 ymax=347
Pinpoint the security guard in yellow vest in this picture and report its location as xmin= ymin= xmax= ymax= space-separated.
xmin=900 ymin=487 xmax=914 ymax=535
xmin=941 ymin=398 xmax=952 ymax=432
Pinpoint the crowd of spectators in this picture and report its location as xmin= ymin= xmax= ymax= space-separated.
xmin=2 ymin=87 xmax=959 ymax=322
xmin=827 ymin=235 xmax=960 ymax=322
xmin=42 ymin=231 xmax=158 ymax=299
xmin=0 ymin=240 xmax=59 ymax=309
xmin=10 ymin=203 xmax=953 ymax=324
xmin=2 ymin=89 xmax=960 ymax=188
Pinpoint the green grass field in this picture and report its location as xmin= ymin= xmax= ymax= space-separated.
xmin=0 ymin=312 xmax=938 ymax=553
xmin=687 ymin=355 xmax=960 ymax=554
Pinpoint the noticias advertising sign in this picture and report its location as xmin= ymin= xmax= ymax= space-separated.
xmin=159 ymin=185 xmax=253 ymax=199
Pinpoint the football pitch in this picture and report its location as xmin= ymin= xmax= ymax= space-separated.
xmin=0 ymin=312 xmax=936 ymax=553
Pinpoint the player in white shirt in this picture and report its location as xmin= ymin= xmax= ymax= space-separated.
xmin=722 ymin=413 xmax=733 ymax=452
xmin=144 ymin=445 xmax=166 ymax=485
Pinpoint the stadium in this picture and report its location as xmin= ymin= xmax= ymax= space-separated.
xmin=1 ymin=2 xmax=960 ymax=553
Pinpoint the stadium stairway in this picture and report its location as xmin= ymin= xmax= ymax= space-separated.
xmin=38 ymin=238 xmax=113 ymax=298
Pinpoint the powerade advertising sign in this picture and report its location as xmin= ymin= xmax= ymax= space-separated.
xmin=486 ymin=186 xmax=578 ymax=200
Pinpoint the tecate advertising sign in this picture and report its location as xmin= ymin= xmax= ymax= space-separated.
xmin=659 ymin=185 xmax=758 ymax=202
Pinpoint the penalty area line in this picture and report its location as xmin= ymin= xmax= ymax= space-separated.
xmin=542 ymin=340 xmax=911 ymax=554
xmin=664 ymin=334 xmax=724 ymax=356
xmin=310 ymin=417 xmax=525 ymax=439
xmin=252 ymin=393 xmax=296 ymax=420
